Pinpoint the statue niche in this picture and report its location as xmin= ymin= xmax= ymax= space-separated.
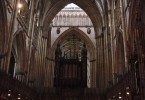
xmin=54 ymin=43 xmax=87 ymax=88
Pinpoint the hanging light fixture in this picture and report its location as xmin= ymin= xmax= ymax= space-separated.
xmin=18 ymin=94 xmax=21 ymax=99
xmin=126 ymin=87 xmax=130 ymax=95
xmin=7 ymin=90 xmax=11 ymax=97
xmin=118 ymin=92 xmax=122 ymax=99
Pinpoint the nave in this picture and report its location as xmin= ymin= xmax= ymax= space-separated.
xmin=0 ymin=0 xmax=145 ymax=100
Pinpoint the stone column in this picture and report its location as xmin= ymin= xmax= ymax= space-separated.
xmin=120 ymin=0 xmax=128 ymax=71
xmin=110 ymin=0 xmax=116 ymax=83
xmin=27 ymin=0 xmax=36 ymax=76
xmin=3 ymin=0 xmax=19 ymax=73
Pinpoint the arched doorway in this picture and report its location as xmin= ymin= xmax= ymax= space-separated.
xmin=12 ymin=29 xmax=27 ymax=81
xmin=51 ymin=28 xmax=96 ymax=88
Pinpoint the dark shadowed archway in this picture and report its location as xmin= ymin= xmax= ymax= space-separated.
xmin=13 ymin=29 xmax=28 ymax=74
xmin=8 ymin=52 xmax=16 ymax=77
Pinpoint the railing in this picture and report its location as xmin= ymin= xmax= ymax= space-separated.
xmin=0 ymin=70 xmax=38 ymax=100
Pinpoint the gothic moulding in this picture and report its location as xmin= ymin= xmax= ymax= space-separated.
xmin=42 ymin=0 xmax=104 ymax=38
xmin=51 ymin=27 xmax=95 ymax=59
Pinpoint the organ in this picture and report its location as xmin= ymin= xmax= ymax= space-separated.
xmin=54 ymin=43 xmax=87 ymax=88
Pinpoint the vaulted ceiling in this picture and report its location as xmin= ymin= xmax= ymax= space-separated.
xmin=41 ymin=0 xmax=111 ymax=36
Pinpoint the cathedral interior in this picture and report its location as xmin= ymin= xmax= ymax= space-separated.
xmin=0 ymin=0 xmax=145 ymax=100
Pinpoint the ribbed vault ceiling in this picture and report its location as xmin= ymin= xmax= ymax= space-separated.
xmin=42 ymin=0 xmax=107 ymax=36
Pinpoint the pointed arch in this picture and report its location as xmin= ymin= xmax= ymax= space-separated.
xmin=51 ymin=27 xmax=96 ymax=88
xmin=51 ymin=27 xmax=95 ymax=59
xmin=13 ymin=29 xmax=27 ymax=73
xmin=43 ymin=0 xmax=103 ymax=36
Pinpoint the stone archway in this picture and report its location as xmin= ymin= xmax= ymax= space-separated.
xmin=51 ymin=28 xmax=95 ymax=57
xmin=42 ymin=0 xmax=103 ymax=37
xmin=13 ymin=29 xmax=27 ymax=75
xmin=42 ymin=0 xmax=104 ymax=88
xmin=51 ymin=27 xmax=97 ymax=88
